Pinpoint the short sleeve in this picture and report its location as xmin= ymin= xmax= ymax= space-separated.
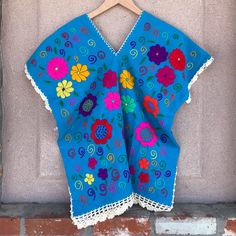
xmin=24 ymin=36 xmax=60 ymax=113
xmin=181 ymin=34 xmax=214 ymax=104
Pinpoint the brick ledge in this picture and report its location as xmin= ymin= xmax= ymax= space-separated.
xmin=0 ymin=203 xmax=235 ymax=235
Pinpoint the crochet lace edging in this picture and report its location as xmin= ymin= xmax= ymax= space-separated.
xmin=24 ymin=63 xmax=53 ymax=113
xmin=86 ymin=11 xmax=144 ymax=56
xmin=68 ymin=181 xmax=175 ymax=229
xmin=185 ymin=56 xmax=214 ymax=104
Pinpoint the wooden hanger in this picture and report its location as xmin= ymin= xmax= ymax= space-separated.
xmin=88 ymin=0 xmax=142 ymax=19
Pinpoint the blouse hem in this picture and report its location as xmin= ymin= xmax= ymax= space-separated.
xmin=185 ymin=56 xmax=214 ymax=104
xmin=68 ymin=186 xmax=175 ymax=230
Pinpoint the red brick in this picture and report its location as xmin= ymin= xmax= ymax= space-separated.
xmin=93 ymin=217 xmax=151 ymax=236
xmin=225 ymin=218 xmax=236 ymax=234
xmin=25 ymin=218 xmax=83 ymax=236
xmin=0 ymin=217 xmax=20 ymax=236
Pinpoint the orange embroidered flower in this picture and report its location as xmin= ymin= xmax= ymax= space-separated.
xmin=139 ymin=157 xmax=150 ymax=170
xmin=143 ymin=95 xmax=159 ymax=117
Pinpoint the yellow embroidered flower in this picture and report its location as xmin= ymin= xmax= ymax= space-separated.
xmin=120 ymin=70 xmax=134 ymax=89
xmin=84 ymin=173 xmax=94 ymax=185
xmin=70 ymin=63 xmax=90 ymax=82
xmin=56 ymin=80 xmax=74 ymax=99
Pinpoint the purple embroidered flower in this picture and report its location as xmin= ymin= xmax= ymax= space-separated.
xmin=98 ymin=168 xmax=108 ymax=180
xmin=79 ymin=93 xmax=97 ymax=116
xmin=147 ymin=44 xmax=168 ymax=65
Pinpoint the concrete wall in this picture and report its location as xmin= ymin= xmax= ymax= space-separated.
xmin=1 ymin=0 xmax=236 ymax=203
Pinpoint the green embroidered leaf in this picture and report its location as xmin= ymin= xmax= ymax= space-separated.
xmin=74 ymin=91 xmax=79 ymax=96
xmin=59 ymin=100 xmax=64 ymax=107
xmin=94 ymin=186 xmax=97 ymax=191
xmin=156 ymin=142 xmax=160 ymax=147
xmin=152 ymin=91 xmax=156 ymax=97
xmin=97 ymin=77 xmax=102 ymax=81
xmin=67 ymin=55 xmax=71 ymax=61
xmin=102 ymin=113 xmax=105 ymax=118
xmin=139 ymin=57 xmax=147 ymax=65
xmin=118 ymin=123 xmax=122 ymax=128
xmin=158 ymin=113 xmax=165 ymax=117
xmin=100 ymin=156 xmax=104 ymax=160
xmin=133 ymin=113 xmax=136 ymax=118
xmin=54 ymin=47 xmax=57 ymax=55
xmin=148 ymin=40 xmax=155 ymax=43
xmin=39 ymin=66 xmax=45 ymax=70
xmin=103 ymin=63 xmax=107 ymax=71
xmin=147 ymin=76 xmax=154 ymax=81
xmin=110 ymin=117 xmax=115 ymax=123
xmin=106 ymin=144 xmax=110 ymax=150
xmin=108 ymin=167 xmax=113 ymax=171
xmin=45 ymin=80 xmax=51 ymax=84
xmin=166 ymin=39 xmax=170 ymax=45
xmin=179 ymin=42 xmax=183 ymax=47
xmin=89 ymin=68 xmax=96 ymax=72
xmin=79 ymin=174 xmax=83 ymax=179
xmin=173 ymin=34 xmax=179 ymax=39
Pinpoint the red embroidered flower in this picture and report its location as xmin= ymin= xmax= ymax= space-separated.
xmin=88 ymin=157 xmax=97 ymax=169
xmin=129 ymin=165 xmax=135 ymax=175
xmin=156 ymin=66 xmax=176 ymax=87
xmin=143 ymin=95 xmax=160 ymax=117
xmin=169 ymin=48 xmax=186 ymax=70
xmin=138 ymin=172 xmax=149 ymax=183
xmin=103 ymin=70 xmax=118 ymax=89
xmin=139 ymin=157 xmax=150 ymax=170
xmin=91 ymin=119 xmax=112 ymax=144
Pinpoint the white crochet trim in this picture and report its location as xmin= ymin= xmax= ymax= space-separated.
xmin=185 ymin=56 xmax=214 ymax=104
xmin=24 ymin=63 xmax=52 ymax=113
xmin=68 ymin=174 xmax=176 ymax=230
xmin=86 ymin=11 xmax=144 ymax=56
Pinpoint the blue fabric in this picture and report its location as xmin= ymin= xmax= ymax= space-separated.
xmin=25 ymin=10 xmax=213 ymax=227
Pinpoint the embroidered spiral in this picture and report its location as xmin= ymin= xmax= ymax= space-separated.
xmin=74 ymin=132 xmax=82 ymax=143
xmin=87 ymin=144 xmax=95 ymax=156
xmin=40 ymin=51 xmax=47 ymax=58
xmin=74 ymin=180 xmax=83 ymax=190
xmin=99 ymin=183 xmax=107 ymax=196
xmin=155 ymin=178 xmax=165 ymax=189
xmin=78 ymin=147 xmax=85 ymax=158
xmin=97 ymin=50 xmax=106 ymax=59
xmin=139 ymin=65 xmax=148 ymax=76
xmin=106 ymin=153 xmax=115 ymax=164
xmin=88 ymin=55 xmax=97 ymax=64
xmin=144 ymin=22 xmax=151 ymax=31
xmin=88 ymin=39 xmax=96 ymax=47
xmin=65 ymin=41 xmax=73 ymax=48
xmin=60 ymin=108 xmax=69 ymax=117
xmin=160 ymin=134 xmax=168 ymax=143
xmin=130 ymin=49 xmax=138 ymax=59
xmin=87 ymin=188 xmax=96 ymax=200
xmin=79 ymin=46 xmax=89 ymax=56
xmin=159 ymin=160 xmax=166 ymax=170
xmin=164 ymin=170 xmax=171 ymax=177
xmin=111 ymin=169 xmax=120 ymax=181
xmin=130 ymin=41 xmax=136 ymax=48
xmin=64 ymin=133 xmax=72 ymax=142
xmin=155 ymin=170 xmax=162 ymax=179
xmin=96 ymin=146 xmax=104 ymax=156
xmin=123 ymin=170 xmax=130 ymax=183
xmin=151 ymin=150 xmax=157 ymax=159
xmin=138 ymin=36 xmax=146 ymax=45
xmin=140 ymin=46 xmax=147 ymax=55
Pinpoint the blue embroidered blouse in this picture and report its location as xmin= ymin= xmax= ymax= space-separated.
xmin=24 ymin=10 xmax=214 ymax=229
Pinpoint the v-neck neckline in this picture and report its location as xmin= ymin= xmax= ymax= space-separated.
xmin=85 ymin=10 xmax=145 ymax=57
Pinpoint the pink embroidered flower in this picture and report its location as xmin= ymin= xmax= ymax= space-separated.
xmin=88 ymin=157 xmax=97 ymax=169
xmin=102 ymin=70 xmax=118 ymax=88
xmin=135 ymin=122 xmax=158 ymax=147
xmin=46 ymin=57 xmax=68 ymax=80
xmin=104 ymin=92 xmax=121 ymax=110
xmin=156 ymin=66 xmax=176 ymax=87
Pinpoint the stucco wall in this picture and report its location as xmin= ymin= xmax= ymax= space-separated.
xmin=1 ymin=0 xmax=236 ymax=203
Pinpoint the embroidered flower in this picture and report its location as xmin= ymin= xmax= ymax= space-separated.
xmin=169 ymin=48 xmax=186 ymax=70
xmin=120 ymin=70 xmax=134 ymax=89
xmin=47 ymin=57 xmax=68 ymax=80
xmin=70 ymin=63 xmax=90 ymax=82
xmin=104 ymin=92 xmax=121 ymax=110
xmin=156 ymin=66 xmax=176 ymax=87
xmin=91 ymin=119 xmax=112 ymax=144
xmin=84 ymin=173 xmax=95 ymax=185
xmin=129 ymin=165 xmax=135 ymax=175
xmin=139 ymin=157 xmax=150 ymax=170
xmin=143 ymin=95 xmax=160 ymax=117
xmin=103 ymin=70 xmax=118 ymax=88
xmin=79 ymin=94 xmax=97 ymax=116
xmin=138 ymin=172 xmax=149 ymax=183
xmin=147 ymin=44 xmax=168 ymax=65
xmin=56 ymin=80 xmax=74 ymax=99
xmin=121 ymin=95 xmax=136 ymax=113
xmin=135 ymin=122 xmax=158 ymax=147
xmin=97 ymin=168 xmax=108 ymax=180
xmin=88 ymin=157 xmax=97 ymax=170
